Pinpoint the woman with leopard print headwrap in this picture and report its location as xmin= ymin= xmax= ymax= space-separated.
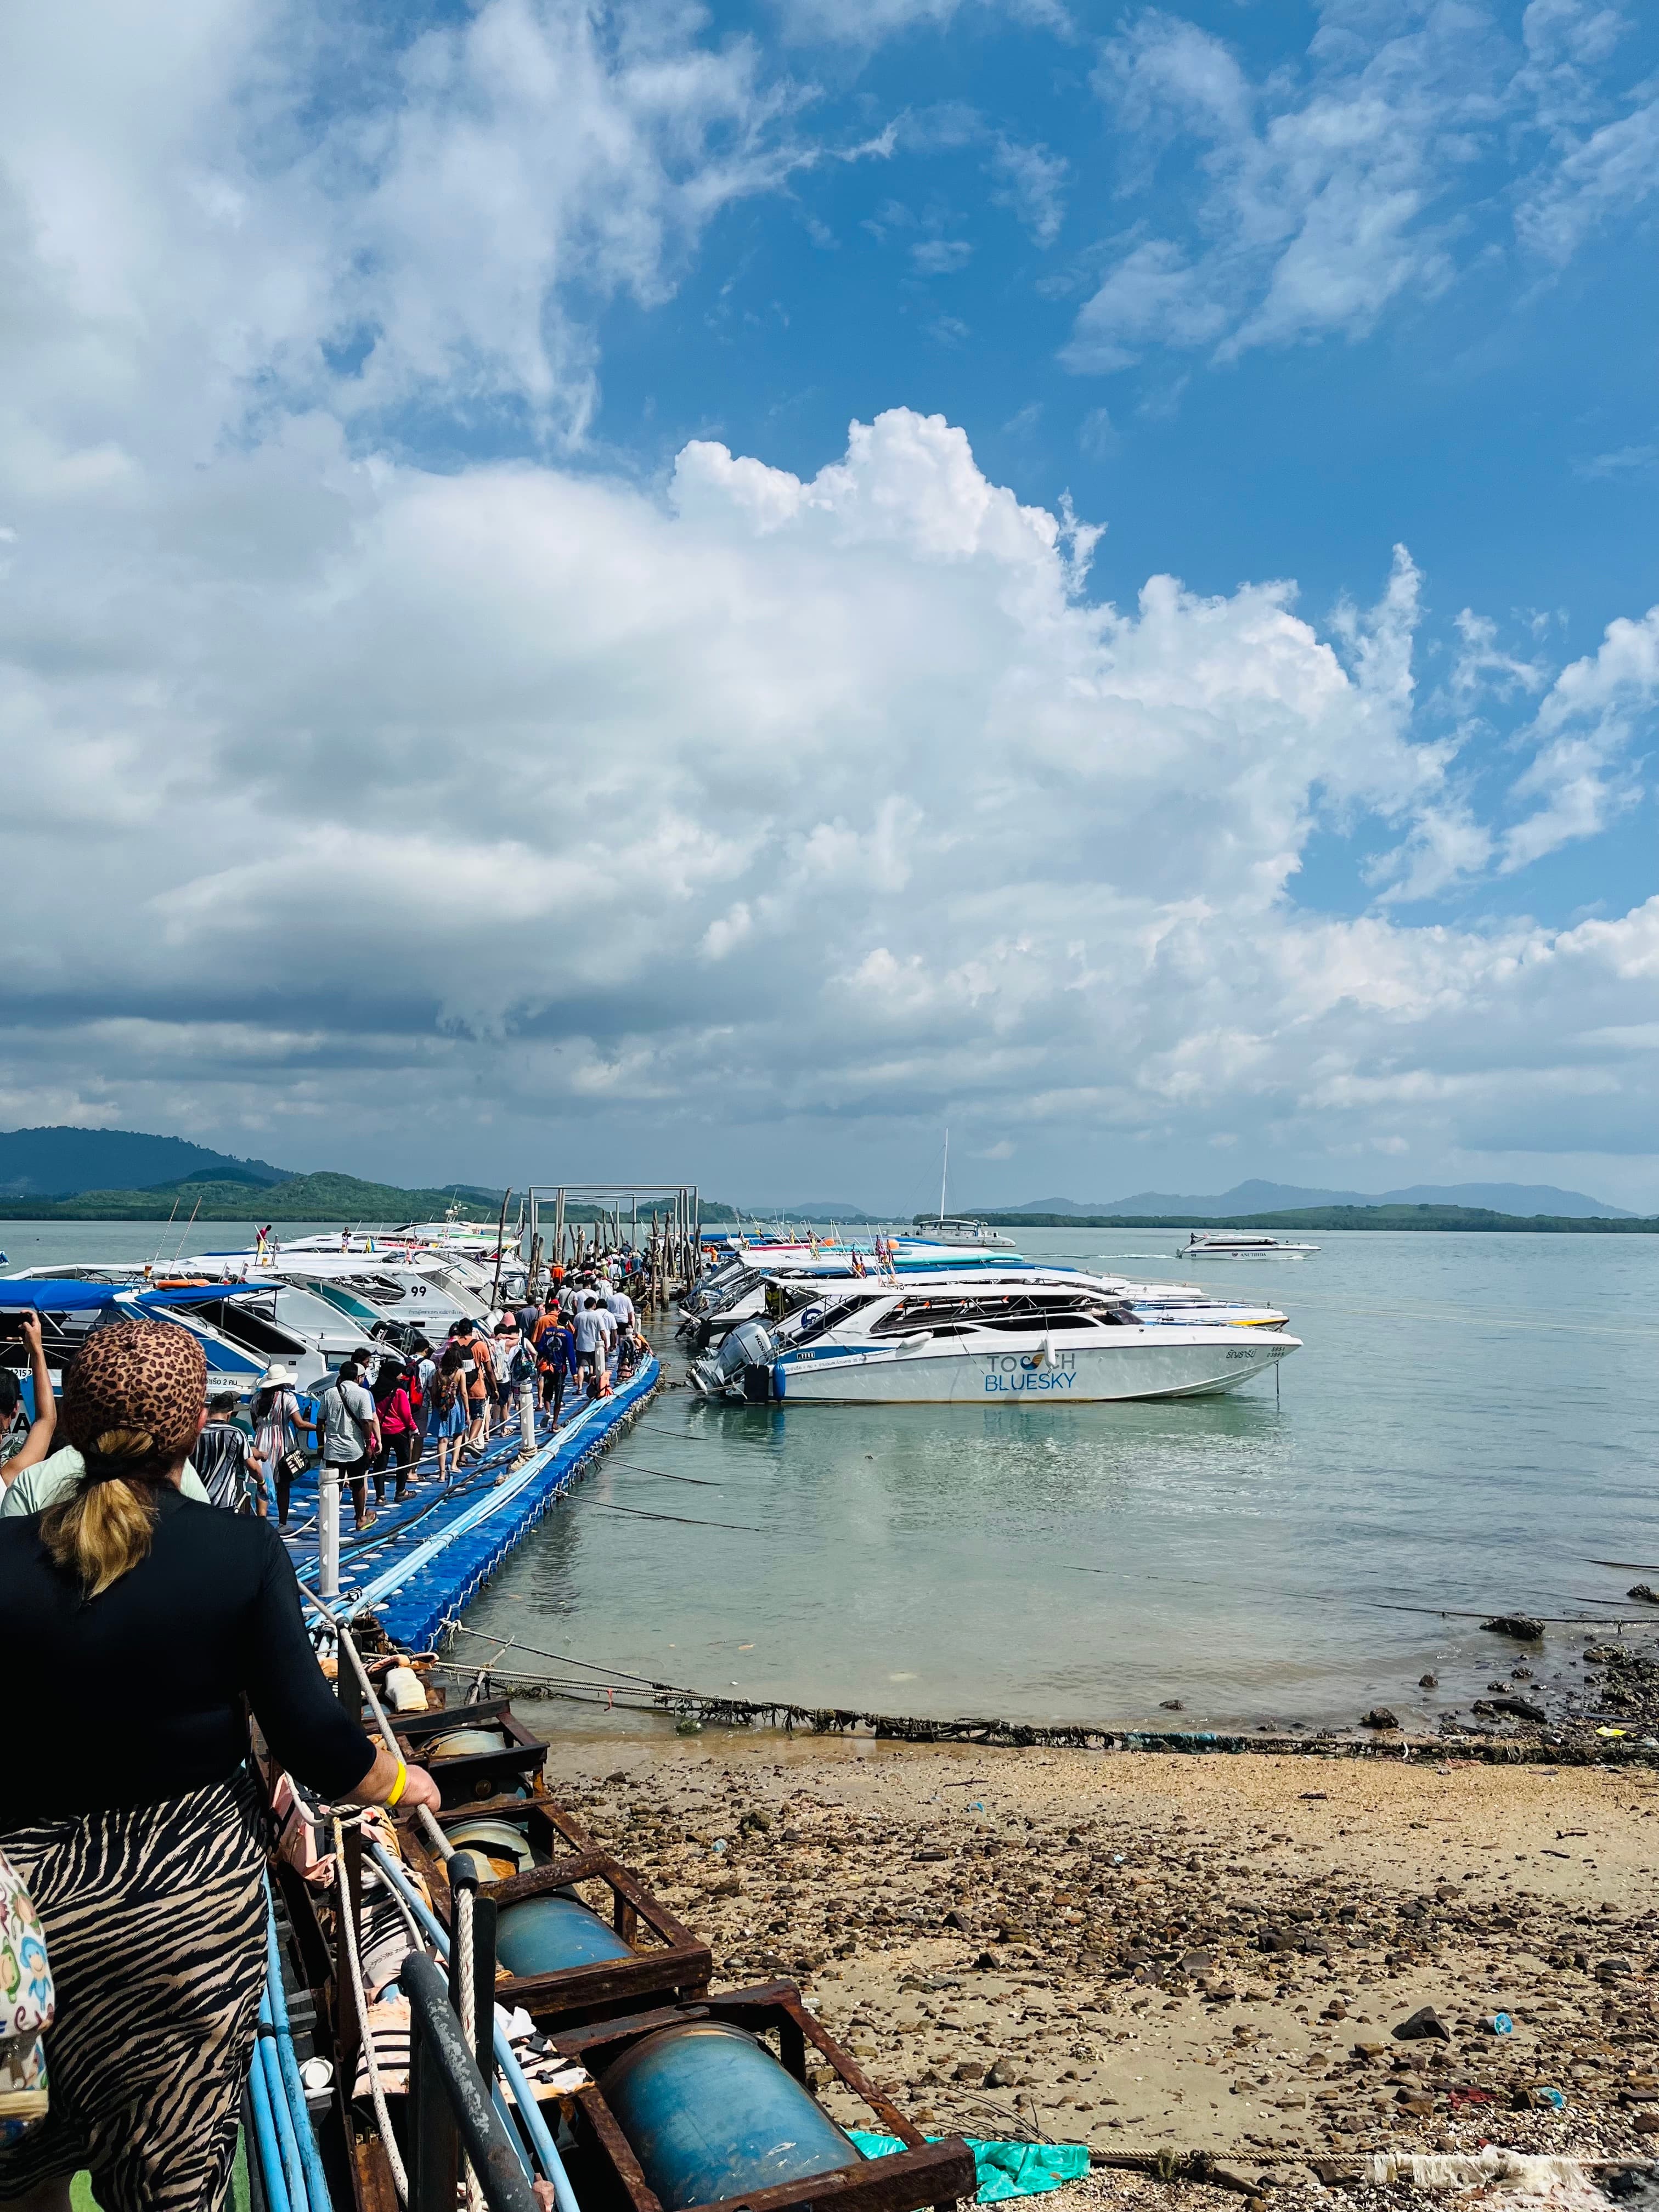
xmin=0 ymin=1318 xmax=440 ymax=2212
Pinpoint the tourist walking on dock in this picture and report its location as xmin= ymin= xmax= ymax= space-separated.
xmin=193 ymin=1392 xmax=256 ymax=1512
xmin=0 ymin=1317 xmax=440 ymax=2212
xmin=572 ymin=1296 xmax=612 ymax=1397
xmin=371 ymin=1359 xmax=417 ymax=1503
xmin=606 ymin=1281 xmax=637 ymax=1376
xmin=490 ymin=1316 xmax=517 ymax=1408
xmin=447 ymin=1318 xmax=490 ymax=1459
xmin=533 ymin=1296 xmax=575 ymax=1425
xmin=431 ymin=1344 xmax=469 ymax=1484
xmin=410 ymin=1336 xmax=436 ymax=1462
xmin=249 ymin=1363 xmax=312 ymax=1526
xmin=320 ymin=1356 xmax=382 ymax=1531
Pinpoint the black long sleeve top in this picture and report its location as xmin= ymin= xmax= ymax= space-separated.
xmin=0 ymin=1485 xmax=376 ymax=1829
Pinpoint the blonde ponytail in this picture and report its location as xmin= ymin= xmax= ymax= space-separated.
xmin=41 ymin=1428 xmax=167 ymax=1598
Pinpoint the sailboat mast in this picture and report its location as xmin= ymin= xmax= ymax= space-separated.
xmin=939 ymin=1127 xmax=949 ymax=1224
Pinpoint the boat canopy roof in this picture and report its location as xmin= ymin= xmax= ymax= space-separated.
xmin=0 ymin=1280 xmax=271 ymax=1318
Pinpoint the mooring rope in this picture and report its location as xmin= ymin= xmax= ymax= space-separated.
xmin=333 ymin=1814 xmax=409 ymax=2207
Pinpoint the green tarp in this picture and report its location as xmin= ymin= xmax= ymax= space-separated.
xmin=847 ymin=2130 xmax=1091 ymax=2203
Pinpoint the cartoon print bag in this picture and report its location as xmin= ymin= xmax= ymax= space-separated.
xmin=0 ymin=1848 xmax=53 ymax=2143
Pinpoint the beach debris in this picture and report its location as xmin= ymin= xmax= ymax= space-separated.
xmin=1475 ymin=1695 xmax=1548 ymax=1723
xmin=1359 ymin=2147 xmax=1599 ymax=2192
xmin=1483 ymin=2011 xmax=1516 ymax=2035
xmin=1361 ymin=1707 xmax=1400 ymax=1730
xmin=1392 ymin=2004 xmax=1451 ymax=2042
xmin=1483 ymin=1615 xmax=1546 ymax=1640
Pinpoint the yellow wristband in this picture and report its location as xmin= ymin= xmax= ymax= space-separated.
xmin=386 ymin=1757 xmax=408 ymax=1809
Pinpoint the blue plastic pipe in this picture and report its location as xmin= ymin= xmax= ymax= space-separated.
xmin=365 ymin=1836 xmax=581 ymax=2212
xmin=259 ymin=1988 xmax=311 ymax=2212
xmin=247 ymin=2019 xmax=295 ymax=2212
xmin=265 ymin=1882 xmax=334 ymax=2211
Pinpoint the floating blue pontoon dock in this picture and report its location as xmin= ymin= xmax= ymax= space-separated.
xmin=278 ymin=1355 xmax=661 ymax=1650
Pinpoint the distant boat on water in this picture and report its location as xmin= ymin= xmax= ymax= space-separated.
xmin=1182 ymin=1231 xmax=1319 ymax=1260
xmin=915 ymin=1215 xmax=1017 ymax=1247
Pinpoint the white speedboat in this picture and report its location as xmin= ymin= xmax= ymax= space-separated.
xmin=907 ymin=1217 xmax=1017 ymax=1249
xmin=1183 ymin=1231 xmax=1318 ymax=1260
xmin=689 ymin=1276 xmax=1299 ymax=1404
xmin=681 ymin=1250 xmax=1289 ymax=1347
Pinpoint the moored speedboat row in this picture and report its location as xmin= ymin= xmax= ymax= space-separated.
xmin=680 ymin=1239 xmax=1291 ymax=1342
xmin=682 ymin=1241 xmax=1302 ymax=1404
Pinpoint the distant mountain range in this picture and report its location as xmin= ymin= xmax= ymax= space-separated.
xmin=0 ymin=1126 xmax=294 ymax=1199
xmin=1009 ymin=1178 xmax=1634 ymax=1221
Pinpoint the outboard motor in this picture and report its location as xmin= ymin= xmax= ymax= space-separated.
xmin=715 ymin=1319 xmax=780 ymax=1403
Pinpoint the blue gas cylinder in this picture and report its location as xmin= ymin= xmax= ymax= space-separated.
xmin=600 ymin=2022 xmax=856 ymax=2210
xmin=494 ymin=1894 xmax=634 ymax=1976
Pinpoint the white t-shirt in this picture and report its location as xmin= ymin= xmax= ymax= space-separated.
xmin=572 ymin=1309 xmax=605 ymax=1355
xmin=0 ymin=1449 xmax=210 ymax=1518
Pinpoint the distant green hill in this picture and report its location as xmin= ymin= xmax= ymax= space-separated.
xmin=953 ymin=1203 xmax=1659 ymax=1233
xmin=0 ymin=1172 xmax=742 ymax=1227
xmin=0 ymin=1172 xmax=504 ymax=1223
xmin=0 ymin=1125 xmax=291 ymax=1199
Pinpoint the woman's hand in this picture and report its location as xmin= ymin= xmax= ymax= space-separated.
xmin=3 ymin=1313 xmax=58 ymax=1479
xmin=399 ymin=1763 xmax=442 ymax=1814
xmin=347 ymin=1744 xmax=441 ymax=1813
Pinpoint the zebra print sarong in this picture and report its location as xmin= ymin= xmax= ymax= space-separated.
xmin=0 ymin=1768 xmax=266 ymax=2212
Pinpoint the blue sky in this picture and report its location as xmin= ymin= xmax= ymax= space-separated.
xmin=5 ymin=0 xmax=1659 ymax=1209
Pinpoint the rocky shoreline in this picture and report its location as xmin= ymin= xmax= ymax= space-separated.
xmin=535 ymin=1728 xmax=1659 ymax=2209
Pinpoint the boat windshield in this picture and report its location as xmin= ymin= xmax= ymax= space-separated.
xmin=870 ymin=1291 xmax=1130 ymax=1337
xmin=707 ymin=1268 xmax=764 ymax=1317
xmin=296 ymin=1279 xmax=386 ymax=1324
xmin=782 ymin=1293 xmax=877 ymax=1345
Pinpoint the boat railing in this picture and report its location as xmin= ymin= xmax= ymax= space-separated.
xmin=403 ymin=1950 xmax=539 ymax=2212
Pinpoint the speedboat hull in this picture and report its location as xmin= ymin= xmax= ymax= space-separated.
xmin=770 ymin=1328 xmax=1299 ymax=1404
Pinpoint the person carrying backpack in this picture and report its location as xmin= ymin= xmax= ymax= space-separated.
xmin=318 ymin=1357 xmax=381 ymax=1531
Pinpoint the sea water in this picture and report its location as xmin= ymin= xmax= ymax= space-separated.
xmin=462 ymin=1229 xmax=1659 ymax=1735
xmin=11 ymin=1221 xmax=1657 ymax=1732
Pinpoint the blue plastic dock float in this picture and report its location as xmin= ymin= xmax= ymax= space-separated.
xmin=278 ymin=1356 xmax=660 ymax=1651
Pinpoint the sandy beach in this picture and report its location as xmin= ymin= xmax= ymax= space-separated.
xmin=532 ymin=1727 xmax=1659 ymax=2197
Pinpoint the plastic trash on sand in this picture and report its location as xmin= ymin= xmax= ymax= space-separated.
xmin=848 ymin=2132 xmax=1090 ymax=2204
xmin=1361 ymin=2148 xmax=1601 ymax=2209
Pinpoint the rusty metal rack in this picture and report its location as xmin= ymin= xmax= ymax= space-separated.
xmin=403 ymin=1793 xmax=713 ymax=2027
xmin=545 ymin=1982 xmax=975 ymax=2212
xmin=392 ymin=1696 xmax=549 ymax=1807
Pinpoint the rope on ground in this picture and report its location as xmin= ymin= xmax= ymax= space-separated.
xmin=436 ymin=1651 xmax=1657 ymax=1767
